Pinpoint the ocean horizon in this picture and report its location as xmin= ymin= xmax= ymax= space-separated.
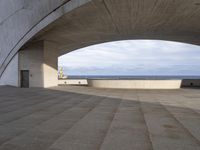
xmin=65 ymin=75 xmax=200 ymax=80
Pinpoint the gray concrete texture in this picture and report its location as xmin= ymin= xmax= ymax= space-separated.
xmin=1 ymin=0 xmax=200 ymax=82
xmin=0 ymin=0 xmax=89 ymax=79
xmin=19 ymin=41 xmax=59 ymax=88
xmin=0 ymin=86 xmax=199 ymax=150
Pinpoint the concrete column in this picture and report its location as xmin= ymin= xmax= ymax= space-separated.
xmin=19 ymin=41 xmax=58 ymax=88
xmin=43 ymin=41 xmax=59 ymax=88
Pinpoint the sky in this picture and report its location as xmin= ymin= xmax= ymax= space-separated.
xmin=58 ymin=40 xmax=200 ymax=76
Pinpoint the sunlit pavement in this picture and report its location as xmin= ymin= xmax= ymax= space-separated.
xmin=0 ymin=86 xmax=199 ymax=150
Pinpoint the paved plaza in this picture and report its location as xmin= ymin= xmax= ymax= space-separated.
xmin=0 ymin=86 xmax=199 ymax=150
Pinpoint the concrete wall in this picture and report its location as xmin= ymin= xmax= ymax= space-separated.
xmin=19 ymin=42 xmax=44 ymax=87
xmin=58 ymin=79 xmax=200 ymax=89
xmin=0 ymin=0 xmax=90 ymax=86
xmin=58 ymin=79 xmax=88 ymax=85
xmin=19 ymin=41 xmax=58 ymax=88
xmin=0 ymin=54 xmax=19 ymax=87
xmin=88 ymin=80 xmax=182 ymax=89
xmin=0 ymin=0 xmax=67 ymax=72
xmin=181 ymin=79 xmax=200 ymax=87
xmin=43 ymin=41 xmax=59 ymax=88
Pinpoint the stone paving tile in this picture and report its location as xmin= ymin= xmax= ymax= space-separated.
xmin=49 ymin=98 xmax=121 ymax=150
xmin=155 ymin=93 xmax=200 ymax=142
xmin=100 ymin=100 xmax=153 ymax=150
xmin=138 ymin=91 xmax=200 ymax=150
xmin=0 ymin=94 xmax=103 ymax=150
xmin=0 ymin=93 xmax=79 ymax=125
xmin=0 ymin=86 xmax=199 ymax=150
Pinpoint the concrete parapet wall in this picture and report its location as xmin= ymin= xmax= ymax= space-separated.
xmin=58 ymin=79 xmax=88 ymax=85
xmin=181 ymin=79 xmax=200 ymax=87
xmin=88 ymin=80 xmax=182 ymax=89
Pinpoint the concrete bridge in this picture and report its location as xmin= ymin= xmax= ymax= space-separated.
xmin=0 ymin=0 xmax=200 ymax=87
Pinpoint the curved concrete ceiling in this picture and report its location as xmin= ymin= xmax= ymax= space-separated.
xmin=0 ymin=0 xmax=200 ymax=77
xmin=30 ymin=0 xmax=200 ymax=56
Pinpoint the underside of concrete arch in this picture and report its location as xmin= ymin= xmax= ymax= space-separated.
xmin=0 ymin=0 xmax=200 ymax=87
xmin=31 ymin=0 xmax=200 ymax=56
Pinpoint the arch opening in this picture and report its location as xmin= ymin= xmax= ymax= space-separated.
xmin=58 ymin=40 xmax=200 ymax=88
xmin=59 ymin=40 xmax=200 ymax=77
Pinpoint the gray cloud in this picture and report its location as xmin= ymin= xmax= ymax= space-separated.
xmin=59 ymin=40 xmax=200 ymax=76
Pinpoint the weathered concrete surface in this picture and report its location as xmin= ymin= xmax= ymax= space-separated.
xmin=0 ymin=54 xmax=18 ymax=86
xmin=19 ymin=41 xmax=59 ymax=88
xmin=0 ymin=0 xmax=67 ymax=73
xmin=19 ymin=42 xmax=44 ymax=87
xmin=0 ymin=86 xmax=200 ymax=150
xmin=1 ymin=0 xmax=200 ymax=86
xmin=37 ymin=0 xmax=200 ymax=56
xmin=0 ymin=0 xmax=90 ymax=85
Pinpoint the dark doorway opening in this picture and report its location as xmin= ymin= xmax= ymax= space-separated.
xmin=21 ymin=70 xmax=29 ymax=88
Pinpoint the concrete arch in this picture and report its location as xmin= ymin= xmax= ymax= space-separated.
xmin=28 ymin=0 xmax=200 ymax=56
xmin=0 ymin=0 xmax=90 ymax=83
xmin=0 ymin=0 xmax=200 ymax=87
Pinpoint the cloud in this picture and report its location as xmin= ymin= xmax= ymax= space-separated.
xmin=58 ymin=40 xmax=200 ymax=75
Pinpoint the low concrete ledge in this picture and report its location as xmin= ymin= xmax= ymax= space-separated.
xmin=59 ymin=79 xmax=182 ymax=89
xmin=58 ymin=79 xmax=200 ymax=89
xmin=88 ymin=79 xmax=182 ymax=89
xmin=58 ymin=79 xmax=88 ymax=86
xmin=181 ymin=79 xmax=200 ymax=87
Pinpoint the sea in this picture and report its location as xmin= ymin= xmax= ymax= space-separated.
xmin=66 ymin=75 xmax=200 ymax=80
